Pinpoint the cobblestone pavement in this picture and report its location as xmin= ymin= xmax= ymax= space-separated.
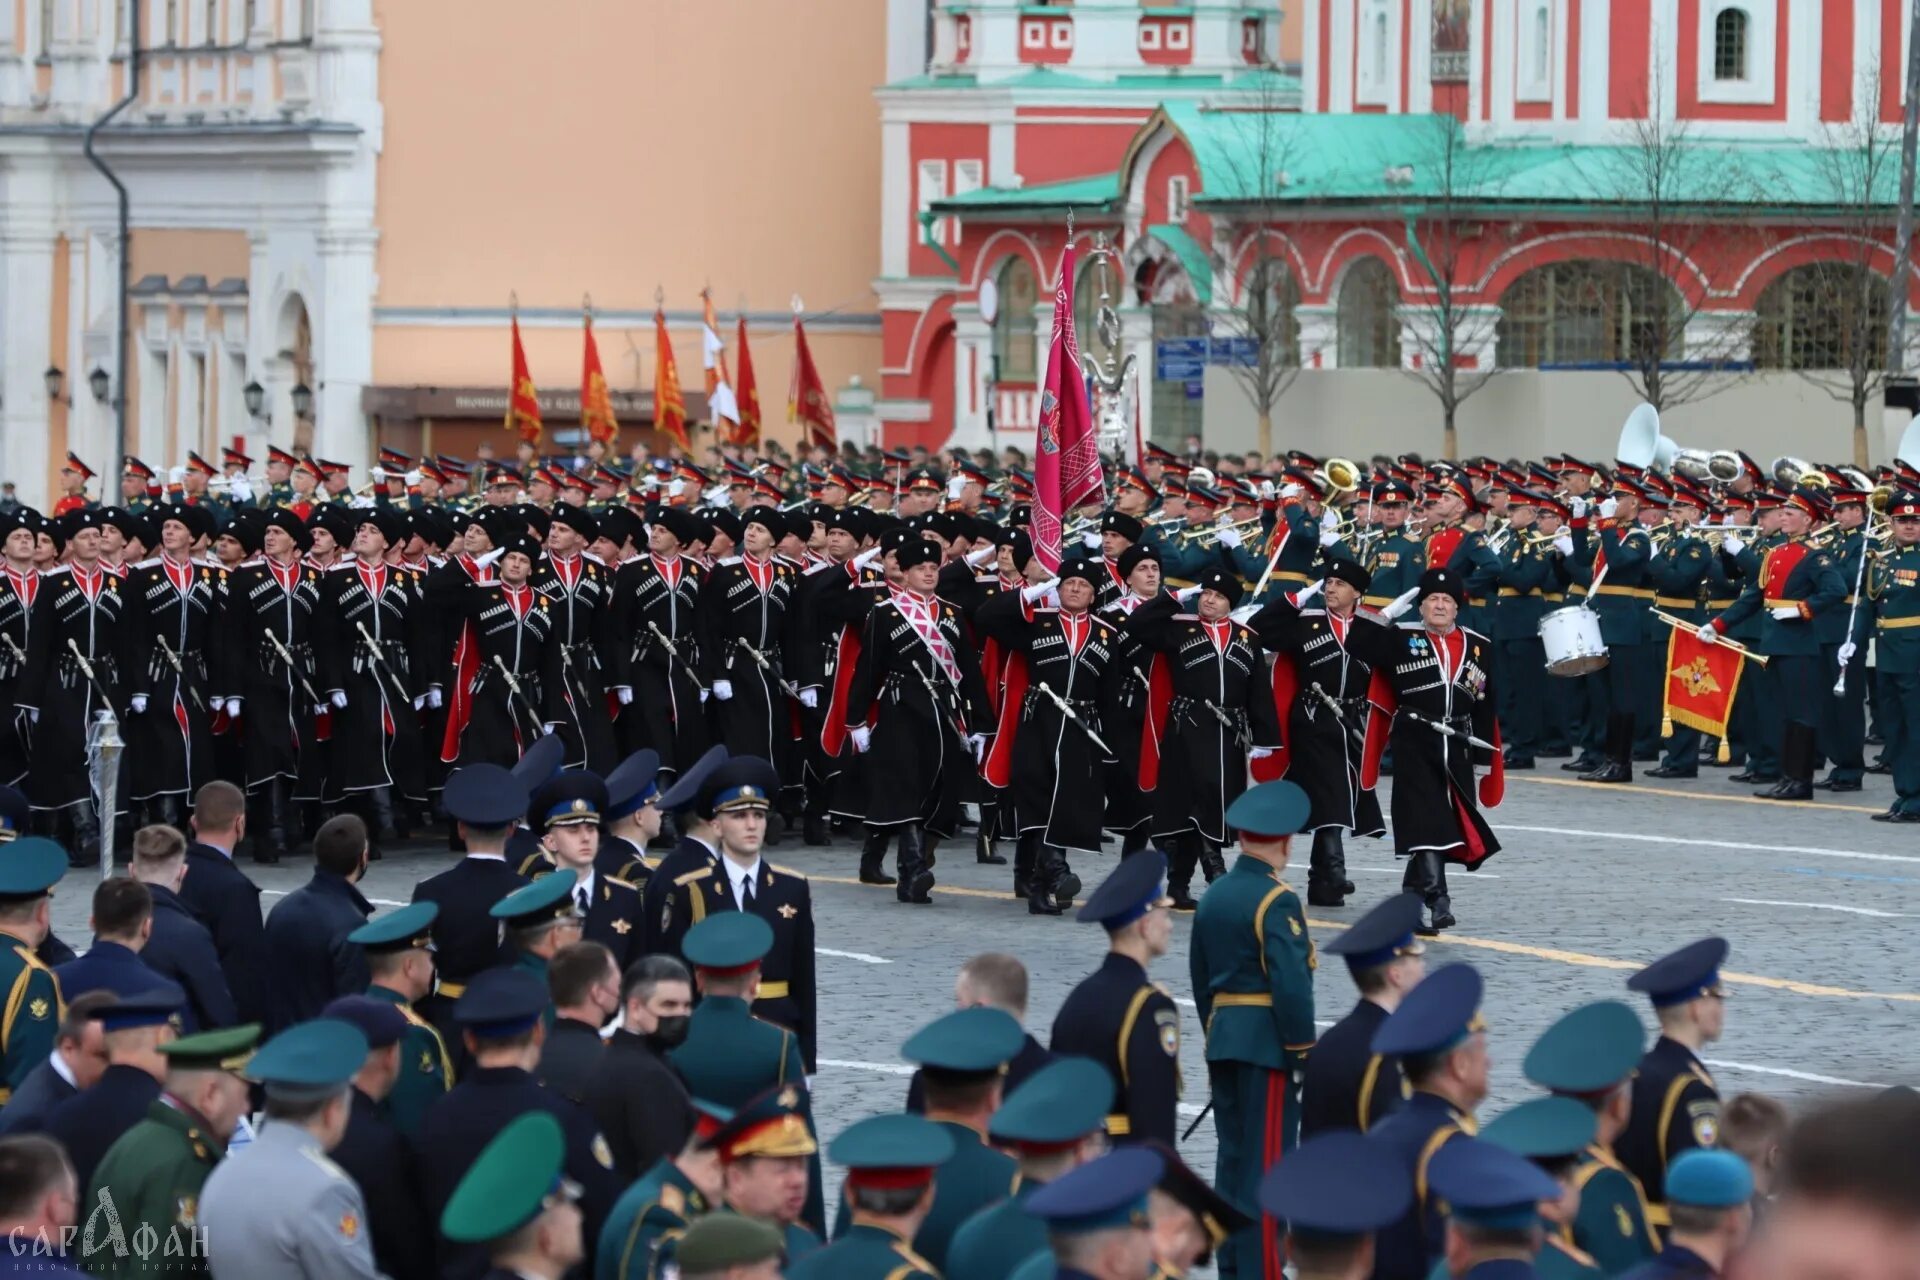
xmin=56 ymin=765 xmax=1920 ymax=1237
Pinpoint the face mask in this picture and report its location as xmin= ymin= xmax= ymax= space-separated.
xmin=646 ymin=1015 xmax=691 ymax=1049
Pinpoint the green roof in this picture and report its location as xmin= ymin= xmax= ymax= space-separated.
xmin=1145 ymin=224 xmax=1213 ymax=304
xmin=935 ymin=171 xmax=1120 ymax=213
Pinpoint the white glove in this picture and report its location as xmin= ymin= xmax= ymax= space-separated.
xmin=712 ymin=679 xmax=733 ymax=701
xmin=1294 ymin=579 xmax=1324 ymax=605
xmin=1569 ymin=497 xmax=1589 ymax=519
xmin=1552 ymin=531 xmax=1575 ymax=557
xmin=129 ymin=694 xmax=148 ymax=714
xmin=852 ymin=546 xmax=884 ymax=570
xmin=404 ymin=469 xmax=423 ymax=486
xmin=413 ymin=694 xmax=427 ymax=710
xmin=667 ymin=479 xmax=686 ymax=498
xmin=1720 ymin=533 xmax=1745 ymax=556
xmin=330 ymin=690 xmax=348 ymax=709
xmin=225 ymin=697 xmax=242 ymax=716
xmin=698 ymin=688 xmax=710 ymax=704
xmin=543 ymin=722 xmax=561 ymax=733
xmin=1381 ymin=586 xmax=1421 ymax=620
xmin=1598 ymin=497 xmax=1619 ymax=519
xmin=799 ymin=688 xmax=819 ymax=709
xmin=1258 ymin=480 xmax=1276 ymax=501
xmin=1320 ymin=508 xmax=1342 ymax=532
xmin=1838 ymin=641 xmax=1858 ymax=665
xmin=615 ymin=686 xmax=634 ymax=706
xmin=967 ymin=733 xmax=987 ymax=763
xmin=474 ymin=547 xmax=506 ymax=568
xmin=1022 ymin=578 xmax=1060 ymax=604
xmin=314 ymin=703 xmax=329 ymax=715
xmin=946 ymin=475 xmax=966 ymax=499
xmin=350 ymin=495 xmax=376 ymax=509
xmin=965 ymin=544 xmax=997 ymax=567
xmin=1216 ymin=527 xmax=1243 ymax=549
xmin=1081 ymin=532 xmax=1101 ymax=550
xmin=227 ymin=479 xmax=253 ymax=504
xmin=1176 ymin=585 xmax=1203 ymax=603
xmin=1771 ymin=605 xmax=1801 ymax=621
xmin=169 ymin=466 xmax=186 ymax=485
xmin=1696 ymin=623 xmax=1720 ymax=645
xmin=1249 ymin=747 xmax=1274 ymax=760
xmin=426 ymin=687 xmax=443 ymax=709
xmin=370 ymin=466 xmax=388 ymax=484
xmin=1318 ymin=530 xmax=1341 ymax=548
xmin=850 ymin=725 xmax=872 ymax=754
xmin=1280 ymin=483 xmax=1303 ymax=499
xmin=1229 ymin=604 xmax=1260 ymax=624
xmin=24 ymin=709 xmax=35 ymax=724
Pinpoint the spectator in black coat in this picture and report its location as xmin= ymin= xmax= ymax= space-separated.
xmin=535 ymin=941 xmax=616 ymax=1105
xmin=177 ymin=781 xmax=269 ymax=1025
xmin=584 ymin=953 xmax=696 ymax=1182
xmin=52 ymin=878 xmax=170 ymax=1003
xmin=905 ymin=952 xmax=1053 ymax=1112
xmin=261 ymin=814 xmax=374 ymax=1033
xmin=127 ymin=824 xmax=235 ymax=1031
xmin=322 ymin=995 xmax=436 ymax=1280
xmin=0 ymin=991 xmax=112 ymax=1135
xmin=39 ymin=985 xmax=183 ymax=1192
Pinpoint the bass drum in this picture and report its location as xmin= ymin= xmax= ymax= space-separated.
xmin=1539 ymin=605 xmax=1609 ymax=676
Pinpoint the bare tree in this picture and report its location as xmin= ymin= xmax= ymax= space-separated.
xmin=1584 ymin=108 xmax=1764 ymax=411
xmin=1203 ymin=81 xmax=1305 ymax=458
xmin=1397 ymin=114 xmax=1505 ymax=458
xmin=1791 ymin=81 xmax=1900 ymax=466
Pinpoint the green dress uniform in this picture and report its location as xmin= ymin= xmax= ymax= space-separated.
xmin=792 ymin=1113 xmax=952 ymax=1280
xmin=1870 ymin=526 xmax=1920 ymax=819
xmin=1718 ymin=532 xmax=1773 ymax=774
xmin=1569 ymin=1144 xmax=1660 ymax=1272
xmin=84 ymin=1100 xmax=227 ymax=1279
xmin=1190 ymin=840 xmax=1315 ymax=1280
xmin=1356 ymin=528 xmax=1425 ymax=610
xmin=786 ymin=1222 xmax=938 ymax=1280
xmin=1426 ymin=1235 xmax=1601 ymax=1280
xmin=596 ymin=1158 xmax=711 ymax=1280
xmin=365 ymin=982 xmax=451 ymax=1137
xmin=1814 ymin=523 xmax=1871 ymax=787
xmin=1648 ymin=528 xmax=1717 ymax=775
xmin=1492 ymin=534 xmax=1559 ymax=767
xmin=945 ymin=1180 xmax=1047 ymax=1280
xmin=1568 ymin=515 xmax=1656 ymax=771
xmin=0 ymin=931 xmax=61 ymax=1102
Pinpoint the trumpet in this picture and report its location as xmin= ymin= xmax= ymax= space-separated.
xmin=1177 ymin=517 xmax=1263 ymax=546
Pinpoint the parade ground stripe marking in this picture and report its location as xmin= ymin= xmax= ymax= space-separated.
xmin=1725 ymin=897 xmax=1911 ymax=919
xmin=821 ymin=1058 xmax=1212 ymax=1116
xmin=818 ymin=947 xmax=892 ymax=964
xmin=1496 ymin=824 xmax=1920 ymax=866
xmin=813 ymin=875 xmax=1920 ymax=1004
xmin=1508 ymin=775 xmax=1881 ymax=814
xmin=1701 ymin=1059 xmax=1883 ymax=1089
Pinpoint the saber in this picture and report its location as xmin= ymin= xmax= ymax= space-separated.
xmin=1837 ymin=526 xmax=1870 ymax=695
xmin=1403 ymin=708 xmax=1496 ymax=752
xmin=261 ymin=628 xmax=323 ymax=705
xmin=490 ymin=654 xmax=544 ymax=736
xmin=737 ymin=636 xmax=801 ymax=699
xmin=1194 ymin=695 xmax=1252 ymax=750
xmin=65 ymin=638 xmax=115 ymax=710
xmin=0 ymin=632 xmax=24 ymax=669
xmin=154 ymin=636 xmax=207 ymax=712
xmin=911 ymin=660 xmax=969 ymax=739
xmin=354 ymin=620 xmax=414 ymax=704
xmin=646 ymin=620 xmax=710 ymax=693
xmin=1034 ymin=681 xmax=1113 ymax=755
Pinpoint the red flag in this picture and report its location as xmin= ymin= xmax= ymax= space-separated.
xmin=1662 ymin=624 xmax=1749 ymax=741
xmin=581 ymin=312 xmax=619 ymax=446
xmin=505 ymin=313 xmax=543 ymax=444
xmin=653 ymin=306 xmax=689 ymax=452
xmin=1034 ymin=243 xmax=1102 ymax=574
xmin=735 ymin=315 xmax=762 ymax=449
xmin=789 ymin=315 xmax=835 ymax=450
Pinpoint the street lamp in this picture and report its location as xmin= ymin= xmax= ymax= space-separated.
xmin=88 ymin=367 xmax=111 ymax=405
xmin=243 ymin=379 xmax=265 ymax=418
xmin=43 ymin=365 xmax=64 ymax=403
xmin=290 ymin=381 xmax=313 ymax=420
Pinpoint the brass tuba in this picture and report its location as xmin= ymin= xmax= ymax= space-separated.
xmin=1320 ymin=457 xmax=1362 ymax=494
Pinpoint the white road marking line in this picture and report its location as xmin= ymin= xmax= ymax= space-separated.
xmin=1703 ymin=1059 xmax=1885 ymax=1089
xmin=818 ymin=1059 xmax=914 ymax=1077
xmin=260 ymin=889 xmax=408 ymax=907
xmin=1497 ymin=823 xmax=1920 ymax=866
xmin=1725 ymin=898 xmax=1910 ymax=919
xmin=818 ymin=948 xmax=892 ymax=964
xmin=1347 ymin=866 xmax=1501 ymax=879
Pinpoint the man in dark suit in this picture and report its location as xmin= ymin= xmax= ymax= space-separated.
xmin=585 ymin=953 xmax=695 ymax=1182
xmin=51 ymin=877 xmax=169 ymax=1002
xmin=906 ymin=952 xmax=1052 ymax=1113
xmin=0 ymin=991 xmax=112 ymax=1134
xmin=178 ymin=780 xmax=268 ymax=1025
xmin=127 ymin=823 xmax=235 ymax=1031
xmin=322 ymin=994 xmax=436 ymax=1280
xmin=39 ymin=985 xmax=183 ymax=1193
xmin=259 ymin=813 xmax=373 ymax=1032
xmin=535 ymin=940 xmax=616 ymax=1104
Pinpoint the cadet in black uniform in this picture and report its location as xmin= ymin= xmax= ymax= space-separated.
xmin=1050 ymin=852 xmax=1182 ymax=1147
xmin=39 ymin=984 xmax=183 ymax=1194
xmin=320 ymin=994 xmax=437 ymax=1280
xmin=518 ymin=772 xmax=646 ymax=971
xmin=1618 ymin=937 xmax=1728 ymax=1228
xmin=409 ymin=764 xmax=530 ymax=1034
xmin=599 ymin=747 xmax=662 ymax=887
xmin=638 ymin=745 xmax=729 ymax=936
xmin=1299 ymin=892 xmax=1426 ymax=1140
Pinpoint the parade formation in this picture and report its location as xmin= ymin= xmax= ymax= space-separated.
xmin=0 ymin=423 xmax=1903 ymax=1280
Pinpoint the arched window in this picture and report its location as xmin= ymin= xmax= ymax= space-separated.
xmin=992 ymin=257 xmax=1040 ymax=384
xmin=1337 ymin=258 xmax=1403 ymax=368
xmin=1752 ymin=263 xmax=1889 ymax=370
xmin=1532 ymin=4 xmax=1551 ymax=83
xmin=1713 ymin=7 xmax=1748 ymax=82
xmin=1496 ymin=262 xmax=1681 ymax=367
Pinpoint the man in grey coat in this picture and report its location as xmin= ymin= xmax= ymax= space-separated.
xmin=198 ymin=1018 xmax=385 ymax=1279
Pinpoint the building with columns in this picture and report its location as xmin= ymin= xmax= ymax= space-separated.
xmin=880 ymin=0 xmax=1920 ymax=463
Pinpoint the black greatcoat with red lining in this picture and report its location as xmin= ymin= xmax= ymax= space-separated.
xmin=1247 ymin=595 xmax=1386 ymax=838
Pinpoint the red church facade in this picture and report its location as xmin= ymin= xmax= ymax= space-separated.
xmin=875 ymin=0 xmax=1918 ymax=458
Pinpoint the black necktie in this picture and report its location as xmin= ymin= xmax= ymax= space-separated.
xmin=740 ymin=873 xmax=755 ymax=909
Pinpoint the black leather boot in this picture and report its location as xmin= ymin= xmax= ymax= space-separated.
xmin=895 ymin=826 xmax=934 ymax=904
xmin=1052 ymin=848 xmax=1082 ymax=907
xmin=1403 ymin=850 xmax=1446 ymax=934
xmin=1119 ymin=827 xmax=1149 ymax=858
xmin=975 ymin=802 xmax=1006 ymax=864
xmin=69 ymin=804 xmax=100 ymax=869
xmin=1198 ymin=839 xmax=1227 ymax=884
xmin=1762 ymin=721 xmax=1816 ymax=800
xmin=262 ymin=778 xmax=292 ymax=865
xmin=369 ymin=786 xmax=399 ymax=841
xmin=1308 ymin=828 xmax=1347 ymax=907
xmin=1028 ymin=843 xmax=1064 ymax=915
xmin=802 ymin=810 xmax=831 ymax=847
xmin=859 ymin=828 xmax=896 ymax=885
xmin=1013 ymin=832 xmax=1039 ymax=900
xmin=1167 ymin=837 xmax=1199 ymax=912
xmin=1579 ymin=713 xmax=1635 ymax=783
